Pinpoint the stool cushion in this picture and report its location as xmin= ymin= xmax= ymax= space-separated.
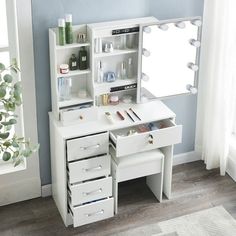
xmin=112 ymin=149 xmax=164 ymax=167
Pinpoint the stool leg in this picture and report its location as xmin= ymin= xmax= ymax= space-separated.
xmin=146 ymin=157 xmax=164 ymax=202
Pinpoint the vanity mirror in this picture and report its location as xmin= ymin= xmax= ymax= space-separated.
xmin=138 ymin=17 xmax=202 ymax=102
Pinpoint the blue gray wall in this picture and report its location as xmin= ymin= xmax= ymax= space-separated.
xmin=31 ymin=0 xmax=204 ymax=185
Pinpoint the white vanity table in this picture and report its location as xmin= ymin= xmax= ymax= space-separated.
xmin=49 ymin=16 xmax=201 ymax=227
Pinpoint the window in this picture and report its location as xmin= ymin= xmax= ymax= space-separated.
xmin=0 ymin=0 xmax=22 ymax=165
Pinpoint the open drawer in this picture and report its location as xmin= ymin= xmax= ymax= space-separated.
xmin=109 ymin=119 xmax=182 ymax=157
xmin=69 ymin=198 xmax=114 ymax=227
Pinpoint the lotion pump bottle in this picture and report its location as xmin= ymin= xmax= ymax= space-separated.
xmin=97 ymin=61 xmax=104 ymax=83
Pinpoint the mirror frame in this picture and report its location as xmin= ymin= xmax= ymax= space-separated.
xmin=137 ymin=16 xmax=202 ymax=103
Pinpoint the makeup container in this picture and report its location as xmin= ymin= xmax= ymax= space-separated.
xmin=60 ymin=64 xmax=69 ymax=74
xmin=109 ymin=95 xmax=119 ymax=105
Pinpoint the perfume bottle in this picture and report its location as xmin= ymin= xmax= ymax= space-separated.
xmin=127 ymin=58 xmax=133 ymax=78
xmin=121 ymin=62 xmax=127 ymax=80
xmin=97 ymin=61 xmax=104 ymax=83
xmin=58 ymin=77 xmax=72 ymax=101
xmin=78 ymin=47 xmax=88 ymax=70
xmin=65 ymin=14 xmax=73 ymax=44
xmin=69 ymin=54 xmax=78 ymax=70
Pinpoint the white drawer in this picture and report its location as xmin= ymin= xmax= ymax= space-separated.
xmin=60 ymin=107 xmax=98 ymax=126
xmin=67 ymin=132 xmax=109 ymax=162
xmin=68 ymin=155 xmax=111 ymax=184
xmin=110 ymin=119 xmax=182 ymax=157
xmin=69 ymin=177 xmax=112 ymax=206
xmin=70 ymin=198 xmax=114 ymax=227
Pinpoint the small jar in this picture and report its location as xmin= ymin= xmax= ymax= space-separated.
xmin=109 ymin=95 xmax=119 ymax=105
xmin=60 ymin=64 xmax=69 ymax=74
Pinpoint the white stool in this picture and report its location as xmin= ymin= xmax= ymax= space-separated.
xmin=111 ymin=149 xmax=164 ymax=214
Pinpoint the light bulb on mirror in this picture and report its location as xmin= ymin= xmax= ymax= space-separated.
xmin=143 ymin=26 xmax=152 ymax=34
xmin=191 ymin=19 xmax=202 ymax=27
xmin=141 ymin=73 xmax=150 ymax=82
xmin=186 ymin=84 xmax=198 ymax=94
xmin=189 ymin=39 xmax=201 ymax=48
xmin=175 ymin=21 xmax=186 ymax=29
xmin=187 ymin=62 xmax=199 ymax=72
xmin=142 ymin=48 xmax=151 ymax=57
xmin=158 ymin=24 xmax=169 ymax=31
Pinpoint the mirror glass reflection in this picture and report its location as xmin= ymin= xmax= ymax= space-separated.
xmin=141 ymin=20 xmax=199 ymax=99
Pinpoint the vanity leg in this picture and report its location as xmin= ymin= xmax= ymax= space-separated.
xmin=113 ymin=180 xmax=118 ymax=214
xmin=161 ymin=146 xmax=174 ymax=199
xmin=146 ymin=156 xmax=164 ymax=202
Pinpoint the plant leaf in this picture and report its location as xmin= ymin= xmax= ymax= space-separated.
xmin=2 ymin=151 xmax=11 ymax=161
xmin=0 ymin=132 xmax=10 ymax=139
xmin=0 ymin=63 xmax=5 ymax=71
xmin=0 ymin=87 xmax=6 ymax=98
xmin=14 ymin=159 xmax=22 ymax=167
xmin=9 ymin=119 xmax=17 ymax=125
xmin=3 ymin=74 xmax=13 ymax=83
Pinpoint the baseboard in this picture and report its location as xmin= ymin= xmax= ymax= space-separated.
xmin=41 ymin=184 xmax=52 ymax=197
xmin=173 ymin=151 xmax=201 ymax=166
xmin=227 ymin=156 xmax=236 ymax=182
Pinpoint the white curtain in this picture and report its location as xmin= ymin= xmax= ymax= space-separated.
xmin=195 ymin=0 xmax=236 ymax=175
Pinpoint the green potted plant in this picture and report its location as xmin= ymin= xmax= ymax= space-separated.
xmin=0 ymin=61 xmax=39 ymax=166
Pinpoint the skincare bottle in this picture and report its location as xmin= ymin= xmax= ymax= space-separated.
xmin=97 ymin=61 xmax=104 ymax=83
xmin=58 ymin=19 xmax=66 ymax=46
xmin=78 ymin=47 xmax=88 ymax=70
xmin=64 ymin=77 xmax=72 ymax=100
xmin=65 ymin=14 xmax=73 ymax=44
xmin=127 ymin=58 xmax=133 ymax=78
xmin=69 ymin=54 xmax=78 ymax=70
xmin=121 ymin=62 xmax=127 ymax=80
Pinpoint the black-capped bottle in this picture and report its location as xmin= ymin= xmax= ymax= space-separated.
xmin=78 ymin=47 xmax=88 ymax=70
xmin=69 ymin=54 xmax=78 ymax=70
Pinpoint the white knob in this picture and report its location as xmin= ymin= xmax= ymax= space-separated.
xmin=158 ymin=24 xmax=169 ymax=31
xmin=187 ymin=62 xmax=199 ymax=72
xmin=142 ymin=49 xmax=151 ymax=57
xmin=141 ymin=73 xmax=150 ymax=82
xmin=189 ymin=39 xmax=201 ymax=48
xmin=186 ymin=84 xmax=198 ymax=94
xmin=191 ymin=19 xmax=202 ymax=27
xmin=143 ymin=26 xmax=152 ymax=34
xmin=175 ymin=21 xmax=186 ymax=29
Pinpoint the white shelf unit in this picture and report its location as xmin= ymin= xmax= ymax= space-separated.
xmin=49 ymin=24 xmax=94 ymax=119
xmin=49 ymin=17 xmax=158 ymax=121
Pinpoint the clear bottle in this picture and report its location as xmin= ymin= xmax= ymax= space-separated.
xmin=121 ymin=62 xmax=127 ymax=80
xmin=127 ymin=58 xmax=133 ymax=78
xmin=97 ymin=61 xmax=104 ymax=83
xmin=64 ymin=77 xmax=72 ymax=100
xmin=78 ymin=47 xmax=88 ymax=70
xmin=58 ymin=19 xmax=65 ymax=46
xmin=65 ymin=14 xmax=73 ymax=44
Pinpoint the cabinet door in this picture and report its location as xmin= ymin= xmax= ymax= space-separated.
xmin=137 ymin=17 xmax=202 ymax=103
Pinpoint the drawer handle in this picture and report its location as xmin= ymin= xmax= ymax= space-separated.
xmin=84 ymin=165 xmax=102 ymax=172
xmin=80 ymin=144 xmax=100 ymax=151
xmin=83 ymin=188 xmax=102 ymax=196
xmin=148 ymin=134 xmax=154 ymax=144
xmin=85 ymin=209 xmax=104 ymax=217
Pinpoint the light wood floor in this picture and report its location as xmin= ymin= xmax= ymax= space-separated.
xmin=1 ymin=161 xmax=236 ymax=236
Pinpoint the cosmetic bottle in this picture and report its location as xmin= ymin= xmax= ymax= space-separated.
xmin=97 ymin=61 xmax=104 ymax=83
xmin=64 ymin=77 xmax=72 ymax=100
xmin=69 ymin=54 xmax=78 ymax=70
xmin=127 ymin=58 xmax=133 ymax=78
xmin=121 ymin=62 xmax=127 ymax=80
xmin=78 ymin=47 xmax=88 ymax=70
xmin=58 ymin=19 xmax=65 ymax=46
xmin=65 ymin=14 xmax=73 ymax=44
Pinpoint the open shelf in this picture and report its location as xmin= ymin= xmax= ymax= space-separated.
xmin=59 ymin=94 xmax=93 ymax=108
xmin=94 ymin=78 xmax=137 ymax=95
xmin=57 ymin=69 xmax=91 ymax=78
xmin=94 ymin=49 xmax=138 ymax=58
xmin=56 ymin=42 xmax=90 ymax=50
